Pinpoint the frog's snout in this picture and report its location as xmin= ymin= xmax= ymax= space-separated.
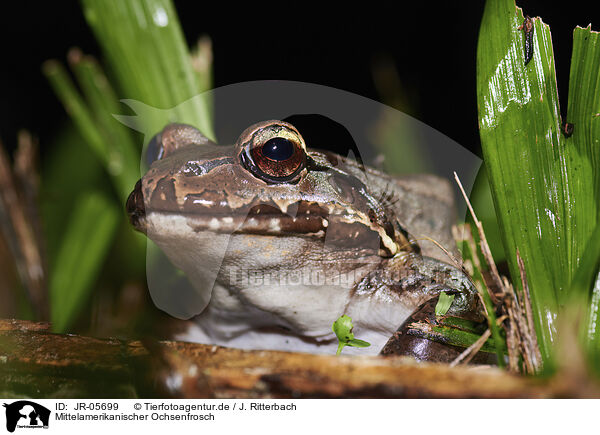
xmin=126 ymin=179 xmax=146 ymax=233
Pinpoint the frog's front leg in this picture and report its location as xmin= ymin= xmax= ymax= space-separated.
xmin=380 ymin=298 xmax=495 ymax=364
xmin=348 ymin=252 xmax=486 ymax=361
xmin=391 ymin=253 xmax=483 ymax=321
xmin=379 ymin=253 xmax=490 ymax=363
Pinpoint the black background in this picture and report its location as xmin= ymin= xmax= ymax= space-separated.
xmin=0 ymin=2 xmax=595 ymax=157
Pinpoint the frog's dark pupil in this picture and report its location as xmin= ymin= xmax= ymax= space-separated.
xmin=262 ymin=138 xmax=294 ymax=161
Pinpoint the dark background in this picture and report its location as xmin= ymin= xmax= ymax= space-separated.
xmin=0 ymin=2 xmax=595 ymax=157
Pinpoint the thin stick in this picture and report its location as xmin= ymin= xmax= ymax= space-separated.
xmin=453 ymin=171 xmax=541 ymax=374
xmin=517 ymin=250 xmax=542 ymax=371
xmin=0 ymin=138 xmax=48 ymax=320
xmin=454 ymin=172 xmax=504 ymax=293
xmin=454 ymin=172 xmax=505 ymax=367
xmin=450 ymin=329 xmax=492 ymax=367
xmin=418 ymin=234 xmax=464 ymax=270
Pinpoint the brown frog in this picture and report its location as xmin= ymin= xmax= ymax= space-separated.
xmin=127 ymin=121 xmax=482 ymax=356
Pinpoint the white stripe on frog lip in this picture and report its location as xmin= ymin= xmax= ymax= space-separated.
xmin=208 ymin=218 xmax=221 ymax=230
xmin=162 ymin=184 xmax=399 ymax=255
xmin=146 ymin=202 xmax=398 ymax=255
xmin=187 ymin=197 xmax=216 ymax=206
xmin=269 ymin=218 xmax=281 ymax=232
xmin=147 ymin=210 xmax=333 ymax=238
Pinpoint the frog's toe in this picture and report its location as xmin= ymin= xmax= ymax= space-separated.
xmin=445 ymin=287 xmax=486 ymax=323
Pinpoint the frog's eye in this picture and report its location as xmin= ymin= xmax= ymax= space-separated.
xmin=238 ymin=121 xmax=307 ymax=183
xmin=249 ymin=136 xmax=305 ymax=179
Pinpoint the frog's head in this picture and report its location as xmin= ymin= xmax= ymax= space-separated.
xmin=127 ymin=120 xmax=418 ymax=259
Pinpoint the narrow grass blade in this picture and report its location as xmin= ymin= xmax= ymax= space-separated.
xmin=411 ymin=322 xmax=506 ymax=355
xmin=576 ymin=223 xmax=600 ymax=369
xmin=68 ymin=49 xmax=140 ymax=199
xmin=565 ymin=25 xmax=600 ymax=303
xmin=43 ymin=61 xmax=110 ymax=166
xmin=81 ymin=0 xmax=214 ymax=139
xmin=455 ymin=176 xmax=507 ymax=367
xmin=565 ymin=25 xmax=600 ymax=368
xmin=49 ymin=192 xmax=119 ymax=332
xmin=43 ymin=60 xmax=137 ymax=202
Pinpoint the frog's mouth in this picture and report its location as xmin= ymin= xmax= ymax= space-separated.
xmin=127 ymin=177 xmax=331 ymax=236
xmin=126 ymin=177 xmax=396 ymax=254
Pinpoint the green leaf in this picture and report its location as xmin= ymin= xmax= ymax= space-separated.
xmin=476 ymin=0 xmax=600 ymax=364
xmin=347 ymin=339 xmax=371 ymax=348
xmin=43 ymin=61 xmax=111 ymax=170
xmin=576 ymin=222 xmax=600 ymax=368
xmin=404 ymin=319 xmax=505 ymax=355
xmin=563 ymin=25 xmax=600 ymax=309
xmin=430 ymin=324 xmax=506 ymax=355
xmin=332 ymin=315 xmax=371 ymax=355
xmin=68 ymin=51 xmax=141 ymax=199
xmin=40 ymin=126 xmax=105 ymax=265
xmin=42 ymin=0 xmax=215 ymax=329
xmin=49 ymin=192 xmax=119 ymax=332
xmin=43 ymin=58 xmax=138 ymax=203
xmin=435 ymin=292 xmax=455 ymax=316
xmin=437 ymin=316 xmax=487 ymax=335
xmin=456 ymin=228 xmax=506 ymax=366
xmin=332 ymin=314 xmax=355 ymax=342
xmin=81 ymin=0 xmax=214 ymax=139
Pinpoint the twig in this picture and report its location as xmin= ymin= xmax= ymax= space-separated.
xmin=0 ymin=136 xmax=48 ymax=320
xmin=450 ymin=329 xmax=492 ymax=367
xmin=454 ymin=172 xmax=504 ymax=293
xmin=418 ymin=234 xmax=464 ymax=270
xmin=454 ymin=173 xmax=506 ymax=367
xmin=453 ymin=171 xmax=542 ymax=374
xmin=517 ymin=250 xmax=542 ymax=372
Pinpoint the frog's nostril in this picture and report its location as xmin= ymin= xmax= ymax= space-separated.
xmin=126 ymin=179 xmax=146 ymax=231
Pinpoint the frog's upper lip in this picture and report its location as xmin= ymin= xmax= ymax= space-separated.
xmin=128 ymin=179 xmax=397 ymax=255
xmin=128 ymin=174 xmax=334 ymax=236
xmin=126 ymin=179 xmax=147 ymax=233
xmin=145 ymin=200 xmax=334 ymax=237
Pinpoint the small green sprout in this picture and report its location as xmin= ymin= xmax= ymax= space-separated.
xmin=332 ymin=314 xmax=371 ymax=355
xmin=435 ymin=292 xmax=455 ymax=316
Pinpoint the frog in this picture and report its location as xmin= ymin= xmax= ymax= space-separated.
xmin=126 ymin=120 xmax=483 ymax=357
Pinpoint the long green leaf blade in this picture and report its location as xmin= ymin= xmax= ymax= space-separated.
xmin=477 ymin=1 xmax=600 ymax=366
xmin=49 ymin=192 xmax=119 ymax=332
xmin=43 ymin=61 xmax=110 ymax=166
xmin=565 ymin=26 xmax=600 ymax=289
xmin=567 ymin=25 xmax=600 ymax=367
xmin=68 ymin=50 xmax=141 ymax=199
xmin=81 ymin=0 xmax=213 ymax=139
xmin=477 ymin=0 xmax=567 ymax=362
